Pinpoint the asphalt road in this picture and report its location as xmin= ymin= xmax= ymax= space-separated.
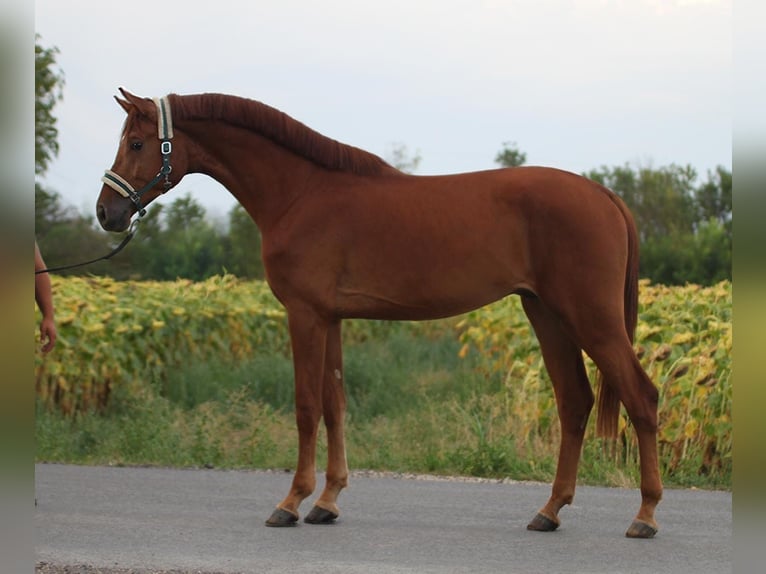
xmin=35 ymin=464 xmax=731 ymax=574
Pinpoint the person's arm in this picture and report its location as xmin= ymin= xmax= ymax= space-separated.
xmin=35 ymin=242 xmax=57 ymax=353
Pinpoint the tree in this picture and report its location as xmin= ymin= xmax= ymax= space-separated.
xmin=385 ymin=142 xmax=421 ymax=174
xmin=584 ymin=163 xmax=731 ymax=285
xmin=696 ymin=166 xmax=732 ymax=234
xmin=109 ymin=203 xmax=166 ymax=280
xmin=494 ymin=141 xmax=527 ymax=168
xmin=154 ymin=194 xmax=226 ymax=280
xmin=35 ymin=35 xmax=65 ymax=176
xmin=585 ymin=163 xmax=699 ymax=243
xmin=34 ymin=37 xmax=120 ymax=277
xmin=225 ymin=204 xmax=264 ymax=279
xmin=35 ymin=184 xmax=71 ymax=238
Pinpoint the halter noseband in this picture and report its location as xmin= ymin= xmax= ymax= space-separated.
xmin=101 ymin=96 xmax=174 ymax=217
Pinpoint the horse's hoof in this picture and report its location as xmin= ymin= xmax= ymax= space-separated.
xmin=265 ymin=507 xmax=299 ymax=527
xmin=625 ymin=519 xmax=658 ymax=539
xmin=304 ymin=505 xmax=339 ymax=525
xmin=527 ymin=512 xmax=559 ymax=532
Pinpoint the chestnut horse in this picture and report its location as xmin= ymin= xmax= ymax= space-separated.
xmin=96 ymin=89 xmax=661 ymax=538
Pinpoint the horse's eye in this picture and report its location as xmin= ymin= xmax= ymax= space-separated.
xmin=130 ymin=141 xmax=143 ymax=151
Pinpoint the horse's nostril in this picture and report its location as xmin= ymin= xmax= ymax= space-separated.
xmin=97 ymin=204 xmax=107 ymax=225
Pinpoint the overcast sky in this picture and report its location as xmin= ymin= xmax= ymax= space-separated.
xmin=35 ymin=0 xmax=731 ymax=222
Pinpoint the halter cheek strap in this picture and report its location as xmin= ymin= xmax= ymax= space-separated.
xmin=101 ymin=96 xmax=174 ymax=218
xmin=36 ymin=96 xmax=173 ymax=275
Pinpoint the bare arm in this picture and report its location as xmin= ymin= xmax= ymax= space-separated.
xmin=35 ymin=242 xmax=57 ymax=353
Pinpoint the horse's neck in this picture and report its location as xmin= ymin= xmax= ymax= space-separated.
xmin=183 ymin=120 xmax=316 ymax=230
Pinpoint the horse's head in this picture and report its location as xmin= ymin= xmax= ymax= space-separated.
xmin=97 ymin=88 xmax=185 ymax=232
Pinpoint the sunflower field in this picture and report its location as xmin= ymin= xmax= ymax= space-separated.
xmin=35 ymin=275 xmax=731 ymax=484
xmin=456 ymin=280 xmax=732 ymax=480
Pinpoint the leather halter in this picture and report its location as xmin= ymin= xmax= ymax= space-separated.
xmin=101 ymin=96 xmax=174 ymax=217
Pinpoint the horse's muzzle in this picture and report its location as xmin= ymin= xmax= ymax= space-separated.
xmin=96 ymin=200 xmax=132 ymax=232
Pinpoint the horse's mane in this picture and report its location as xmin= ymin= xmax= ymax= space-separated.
xmin=168 ymin=93 xmax=394 ymax=176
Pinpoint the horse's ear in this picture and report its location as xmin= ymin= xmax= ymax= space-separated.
xmin=114 ymin=95 xmax=131 ymax=114
xmin=118 ymin=87 xmax=154 ymax=117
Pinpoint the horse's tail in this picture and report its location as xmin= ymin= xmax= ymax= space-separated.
xmin=596 ymin=192 xmax=640 ymax=438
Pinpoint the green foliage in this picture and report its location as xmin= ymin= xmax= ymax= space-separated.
xmin=584 ymin=163 xmax=731 ymax=285
xmin=36 ymin=193 xmax=269 ymax=282
xmin=34 ymin=275 xmax=288 ymax=414
xmin=223 ymin=204 xmax=265 ymax=279
xmin=586 ymin=163 xmax=699 ymax=241
xmin=635 ymin=282 xmax=732 ymax=482
xmin=458 ymin=280 xmax=732 ymax=485
xmin=35 ymin=388 xmax=297 ymax=470
xmin=35 ymin=183 xmax=126 ymax=277
xmin=162 ymin=354 xmax=294 ymax=411
xmin=640 ymin=219 xmax=731 ymax=285
xmin=36 ymin=277 xmax=731 ymax=489
xmin=696 ymin=165 xmax=732 ymax=232
xmin=494 ymin=141 xmax=527 ymax=168
xmin=146 ymin=195 xmax=227 ymax=280
xmin=35 ymin=35 xmax=65 ymax=176
xmin=385 ymin=142 xmax=422 ymax=174
xmin=34 ymin=44 xmax=125 ymax=276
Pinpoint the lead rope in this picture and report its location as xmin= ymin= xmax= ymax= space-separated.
xmin=37 ymin=95 xmax=173 ymax=275
xmin=35 ymin=219 xmax=140 ymax=275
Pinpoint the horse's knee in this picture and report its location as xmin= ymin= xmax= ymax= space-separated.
xmin=295 ymin=404 xmax=321 ymax=431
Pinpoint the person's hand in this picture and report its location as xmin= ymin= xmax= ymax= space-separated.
xmin=40 ymin=316 xmax=57 ymax=353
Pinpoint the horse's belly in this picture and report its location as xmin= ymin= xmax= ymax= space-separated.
xmin=335 ymin=266 xmax=524 ymax=321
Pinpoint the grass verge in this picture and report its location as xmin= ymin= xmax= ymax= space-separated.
xmin=36 ymin=321 xmax=730 ymax=490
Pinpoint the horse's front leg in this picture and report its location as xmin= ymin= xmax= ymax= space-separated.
xmin=266 ymin=309 xmax=328 ymax=527
xmin=305 ymin=319 xmax=348 ymax=524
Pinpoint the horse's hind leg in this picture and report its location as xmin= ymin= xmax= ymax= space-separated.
xmin=522 ymin=296 xmax=594 ymax=532
xmin=305 ymin=319 xmax=348 ymax=524
xmin=583 ymin=336 xmax=662 ymax=538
